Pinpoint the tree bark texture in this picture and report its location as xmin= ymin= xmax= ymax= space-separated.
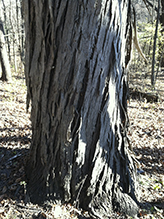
xmin=0 ymin=20 xmax=12 ymax=81
xmin=24 ymin=1 xmax=139 ymax=217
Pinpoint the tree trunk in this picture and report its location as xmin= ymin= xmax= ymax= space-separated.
xmin=151 ymin=0 xmax=160 ymax=86
xmin=24 ymin=1 xmax=139 ymax=217
xmin=1 ymin=0 xmax=11 ymax=62
xmin=0 ymin=20 xmax=12 ymax=82
xmin=160 ymin=0 xmax=164 ymax=30
xmin=160 ymin=0 xmax=164 ymax=66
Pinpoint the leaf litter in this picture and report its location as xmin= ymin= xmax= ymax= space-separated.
xmin=127 ymin=98 xmax=164 ymax=218
xmin=0 ymin=74 xmax=164 ymax=218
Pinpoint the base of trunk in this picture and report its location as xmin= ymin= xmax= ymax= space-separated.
xmin=25 ymin=171 xmax=139 ymax=218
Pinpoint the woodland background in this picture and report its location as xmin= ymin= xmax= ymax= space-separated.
xmin=0 ymin=0 xmax=164 ymax=218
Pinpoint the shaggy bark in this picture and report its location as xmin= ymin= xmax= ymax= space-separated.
xmin=0 ymin=20 xmax=12 ymax=81
xmin=24 ymin=1 xmax=139 ymax=218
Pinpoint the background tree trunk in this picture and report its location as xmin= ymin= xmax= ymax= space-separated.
xmin=1 ymin=0 xmax=11 ymax=62
xmin=160 ymin=0 xmax=164 ymax=66
xmin=0 ymin=20 xmax=11 ymax=81
xmin=24 ymin=1 xmax=139 ymax=217
xmin=151 ymin=0 xmax=160 ymax=86
xmin=160 ymin=0 xmax=164 ymax=30
xmin=0 ymin=0 xmax=25 ymax=75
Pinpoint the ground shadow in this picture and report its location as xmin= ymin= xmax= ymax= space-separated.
xmin=0 ymin=129 xmax=31 ymax=144
xmin=133 ymin=146 xmax=164 ymax=175
xmin=0 ymin=133 xmax=30 ymax=202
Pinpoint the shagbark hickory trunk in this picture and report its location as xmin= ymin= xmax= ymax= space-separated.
xmin=24 ymin=1 xmax=139 ymax=217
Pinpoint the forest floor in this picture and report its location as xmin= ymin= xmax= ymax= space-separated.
xmin=0 ymin=71 xmax=164 ymax=219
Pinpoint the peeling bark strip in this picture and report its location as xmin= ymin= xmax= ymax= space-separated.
xmin=24 ymin=1 xmax=139 ymax=217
